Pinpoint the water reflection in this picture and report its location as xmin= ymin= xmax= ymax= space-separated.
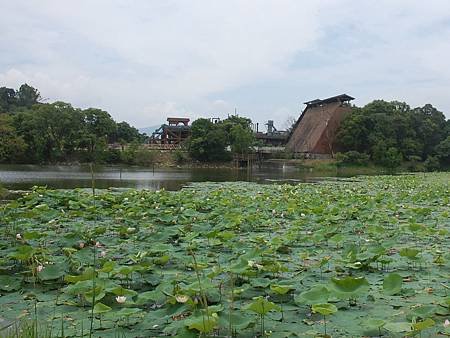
xmin=0 ymin=163 xmax=352 ymax=191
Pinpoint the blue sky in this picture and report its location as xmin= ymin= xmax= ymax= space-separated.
xmin=1 ymin=1 xmax=450 ymax=129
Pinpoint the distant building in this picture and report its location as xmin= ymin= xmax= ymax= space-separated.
xmin=149 ymin=117 xmax=191 ymax=145
xmin=286 ymin=94 xmax=354 ymax=156
xmin=254 ymin=120 xmax=289 ymax=146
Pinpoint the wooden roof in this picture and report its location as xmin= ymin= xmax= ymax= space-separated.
xmin=167 ymin=117 xmax=190 ymax=123
xmin=304 ymin=94 xmax=354 ymax=106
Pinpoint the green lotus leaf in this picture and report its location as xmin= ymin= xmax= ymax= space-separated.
xmin=0 ymin=275 xmax=22 ymax=291
xmin=363 ymin=318 xmax=386 ymax=329
xmin=245 ymin=296 xmax=281 ymax=316
xmin=65 ymin=267 xmax=95 ymax=283
xmin=218 ymin=312 xmax=254 ymax=330
xmin=330 ymin=276 xmax=369 ymax=296
xmin=399 ymin=248 xmax=420 ymax=259
xmin=110 ymin=286 xmax=138 ymax=297
xmin=384 ymin=322 xmax=412 ymax=333
xmin=409 ymin=305 xmax=435 ymax=319
xmin=23 ymin=231 xmax=45 ymax=240
xmin=99 ymin=261 xmax=116 ymax=273
xmin=93 ymin=302 xmax=112 ymax=314
xmin=185 ymin=311 xmax=218 ymax=333
xmin=311 ymin=303 xmax=337 ymax=316
xmin=8 ymin=245 xmax=35 ymax=261
xmin=270 ymin=284 xmax=294 ymax=295
xmin=38 ymin=264 xmax=66 ymax=281
xmin=382 ymin=273 xmax=402 ymax=295
xmin=412 ymin=318 xmax=435 ymax=332
xmin=114 ymin=307 xmax=143 ymax=318
xmin=294 ymin=285 xmax=330 ymax=305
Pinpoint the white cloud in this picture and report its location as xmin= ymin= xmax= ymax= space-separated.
xmin=1 ymin=0 xmax=449 ymax=128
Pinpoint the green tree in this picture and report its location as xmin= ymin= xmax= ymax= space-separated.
xmin=81 ymin=108 xmax=117 ymax=161
xmin=383 ymin=147 xmax=403 ymax=170
xmin=13 ymin=102 xmax=84 ymax=162
xmin=17 ymin=84 xmax=41 ymax=108
xmin=113 ymin=121 xmax=144 ymax=146
xmin=0 ymin=114 xmax=27 ymax=162
xmin=435 ymin=136 xmax=450 ymax=166
xmin=337 ymin=100 xmax=449 ymax=166
xmin=230 ymin=124 xmax=254 ymax=155
xmin=0 ymin=87 xmax=17 ymax=113
xmin=189 ymin=119 xmax=229 ymax=162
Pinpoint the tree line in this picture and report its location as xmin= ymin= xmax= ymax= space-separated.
xmin=1 ymin=84 xmax=449 ymax=169
xmin=336 ymin=100 xmax=450 ymax=170
xmin=0 ymin=84 xmax=146 ymax=164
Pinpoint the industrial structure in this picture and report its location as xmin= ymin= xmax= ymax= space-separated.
xmin=149 ymin=117 xmax=191 ymax=146
xmin=286 ymin=94 xmax=354 ymax=156
xmin=254 ymin=120 xmax=289 ymax=146
xmin=147 ymin=94 xmax=354 ymax=157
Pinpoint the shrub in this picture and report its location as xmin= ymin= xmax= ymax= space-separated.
xmin=335 ymin=151 xmax=370 ymax=165
xmin=173 ymin=150 xmax=188 ymax=165
xmin=424 ymin=155 xmax=441 ymax=172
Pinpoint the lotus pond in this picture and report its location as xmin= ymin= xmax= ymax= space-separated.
xmin=0 ymin=173 xmax=449 ymax=337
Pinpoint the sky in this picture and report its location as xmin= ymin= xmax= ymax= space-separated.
xmin=1 ymin=1 xmax=450 ymax=130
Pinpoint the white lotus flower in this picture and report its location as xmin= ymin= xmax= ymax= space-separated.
xmin=16 ymin=233 xmax=22 ymax=240
xmin=37 ymin=265 xmax=44 ymax=272
xmin=100 ymin=251 xmax=106 ymax=258
xmin=95 ymin=241 xmax=101 ymax=248
xmin=175 ymin=295 xmax=189 ymax=303
xmin=444 ymin=319 xmax=450 ymax=328
xmin=116 ymin=296 xmax=126 ymax=304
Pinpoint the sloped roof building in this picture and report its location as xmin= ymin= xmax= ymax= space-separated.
xmin=286 ymin=94 xmax=354 ymax=155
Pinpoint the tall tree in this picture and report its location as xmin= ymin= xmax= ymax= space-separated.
xmin=17 ymin=83 xmax=41 ymax=108
xmin=81 ymin=108 xmax=117 ymax=160
xmin=0 ymin=87 xmax=17 ymax=113
xmin=0 ymin=114 xmax=26 ymax=162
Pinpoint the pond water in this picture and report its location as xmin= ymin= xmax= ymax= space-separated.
xmin=0 ymin=163 xmax=361 ymax=191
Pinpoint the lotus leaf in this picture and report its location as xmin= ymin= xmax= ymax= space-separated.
xmin=382 ymin=273 xmax=402 ymax=295
xmin=311 ymin=303 xmax=337 ymax=316
xmin=245 ymin=297 xmax=281 ymax=315
xmin=294 ymin=285 xmax=330 ymax=305
xmin=329 ymin=276 xmax=369 ymax=296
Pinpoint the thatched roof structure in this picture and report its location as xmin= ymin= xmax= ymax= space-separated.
xmin=286 ymin=94 xmax=354 ymax=155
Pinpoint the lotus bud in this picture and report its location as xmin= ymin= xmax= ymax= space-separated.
xmin=100 ymin=251 xmax=106 ymax=258
xmin=115 ymin=296 xmax=126 ymax=304
xmin=444 ymin=319 xmax=450 ymax=328
xmin=95 ymin=241 xmax=101 ymax=248
xmin=79 ymin=242 xmax=85 ymax=249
